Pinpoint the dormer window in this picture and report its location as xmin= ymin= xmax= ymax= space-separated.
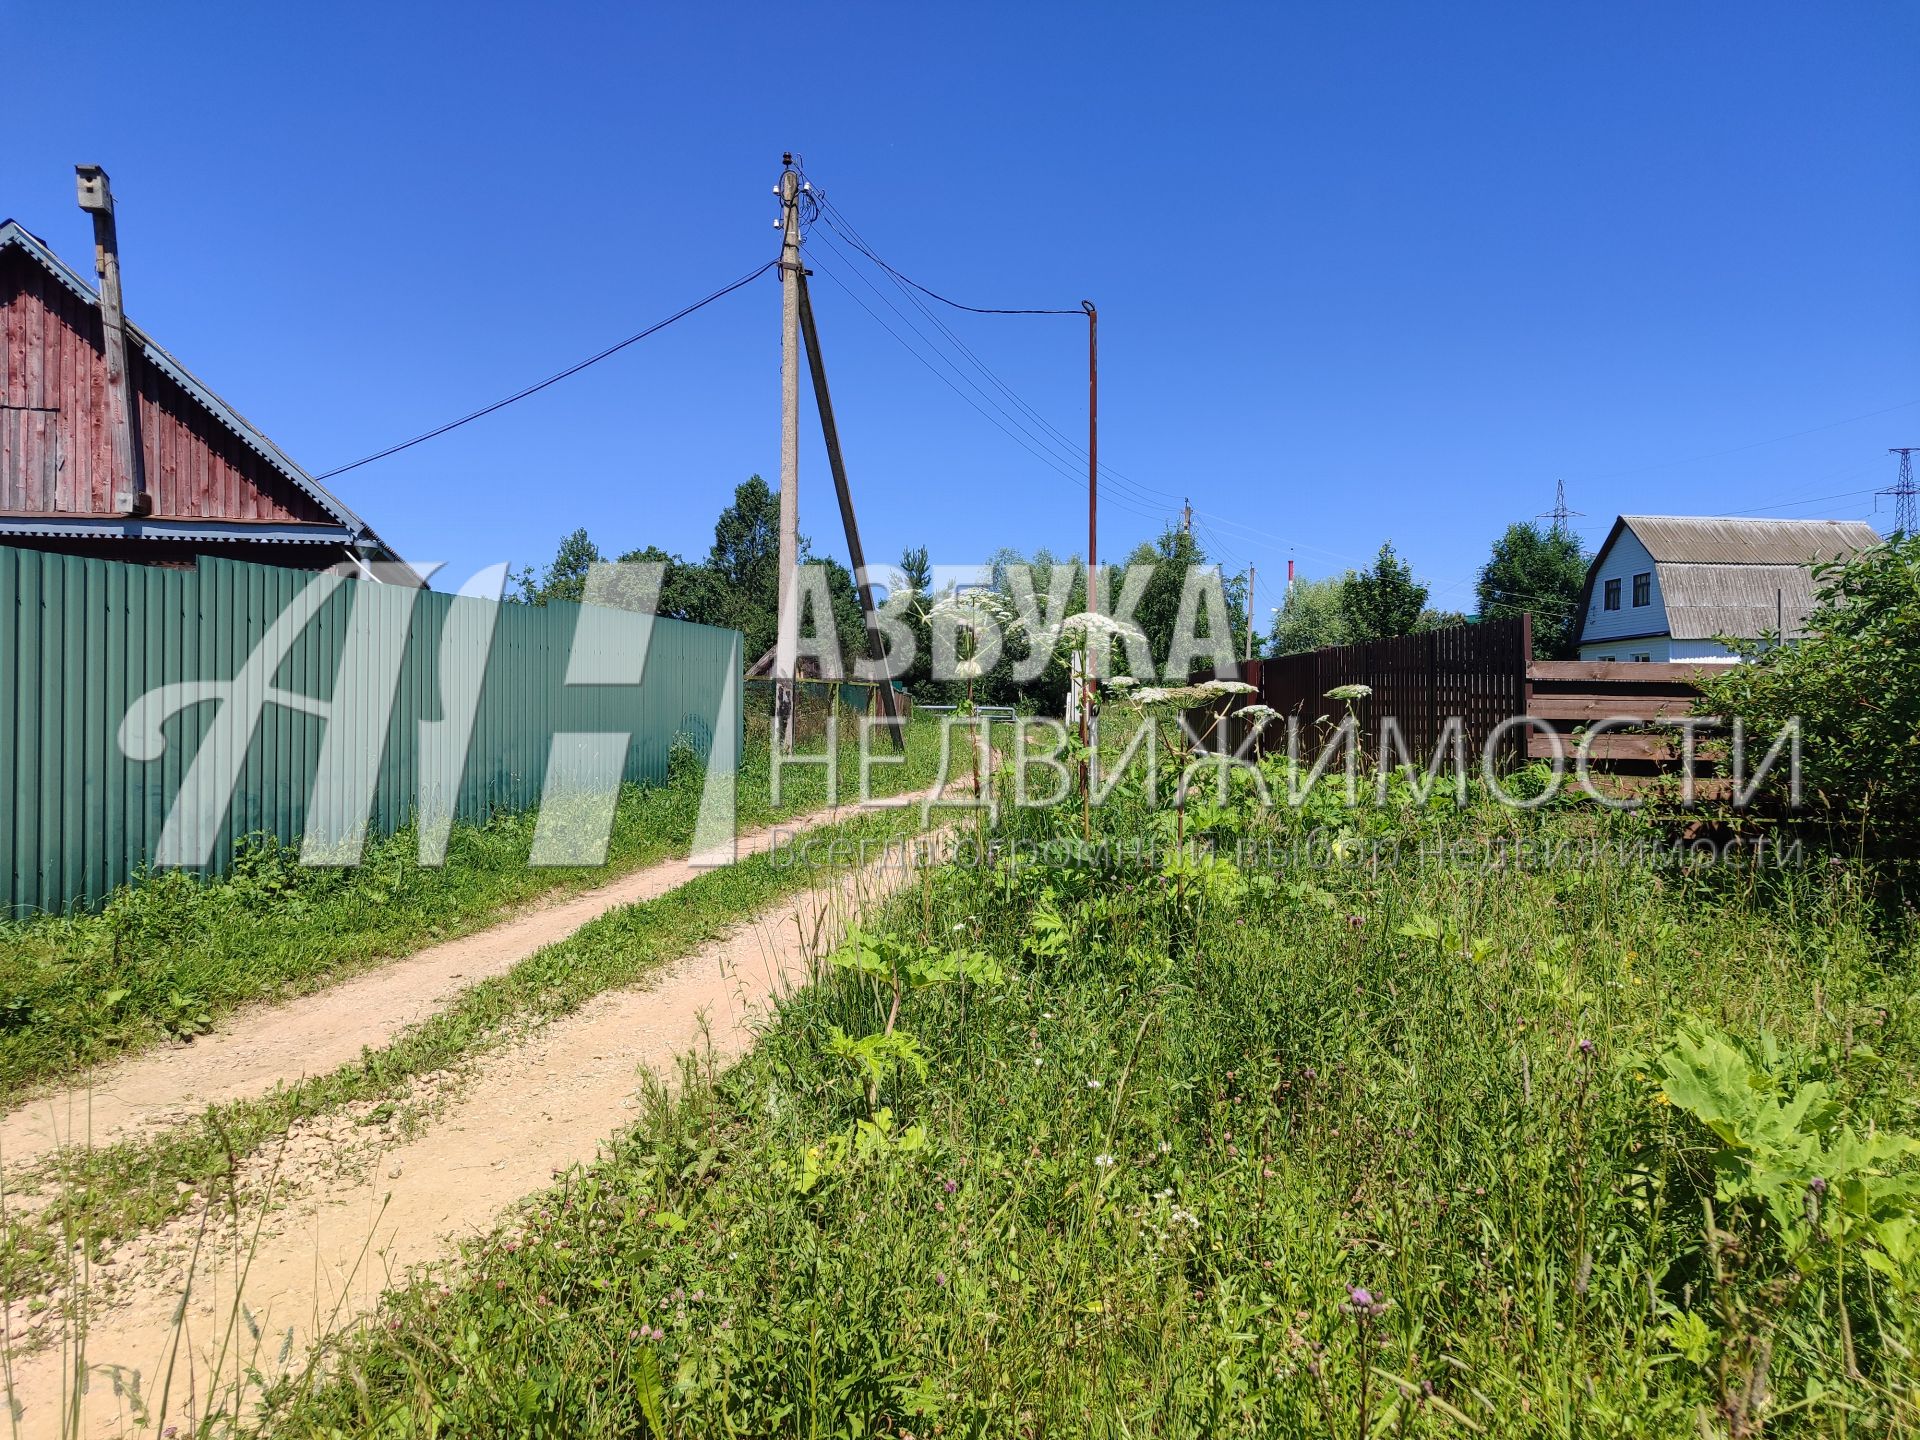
xmin=1603 ymin=578 xmax=1621 ymax=611
xmin=1632 ymin=572 xmax=1651 ymax=607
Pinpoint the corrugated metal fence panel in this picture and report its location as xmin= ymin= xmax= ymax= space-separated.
xmin=0 ymin=551 xmax=742 ymax=915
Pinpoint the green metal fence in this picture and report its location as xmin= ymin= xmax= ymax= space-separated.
xmin=0 ymin=550 xmax=743 ymax=915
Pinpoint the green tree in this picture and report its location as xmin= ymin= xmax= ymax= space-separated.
xmin=897 ymin=545 xmax=932 ymax=601
xmin=1269 ymin=574 xmax=1353 ymax=655
xmin=1120 ymin=527 xmax=1247 ymax=678
xmin=515 ymin=528 xmax=602 ymax=606
xmin=1476 ymin=522 xmax=1588 ymax=659
xmin=1340 ymin=543 xmax=1428 ymax=642
xmin=1696 ymin=534 xmax=1920 ymax=849
xmin=1414 ymin=606 xmax=1469 ymax=632
xmin=701 ymin=476 xmax=784 ymax=659
xmin=613 ymin=543 xmax=717 ymax=623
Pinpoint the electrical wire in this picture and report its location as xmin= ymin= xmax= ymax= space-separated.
xmin=804 ymin=183 xmax=1192 ymax=513
xmin=1720 ymin=486 xmax=1884 ymax=517
xmin=1574 ymin=397 xmax=1920 ymax=484
xmin=312 ymin=257 xmax=779 ymax=481
xmin=804 ymin=246 xmax=1175 ymax=530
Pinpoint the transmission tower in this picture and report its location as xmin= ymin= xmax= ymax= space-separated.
xmin=1882 ymin=449 xmax=1918 ymax=535
xmin=1538 ymin=479 xmax=1582 ymax=535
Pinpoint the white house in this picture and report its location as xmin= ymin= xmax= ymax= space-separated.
xmin=1574 ymin=515 xmax=1881 ymax=663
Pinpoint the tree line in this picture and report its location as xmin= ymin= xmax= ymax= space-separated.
xmin=515 ymin=479 xmax=1591 ymax=707
xmin=1268 ymin=523 xmax=1587 ymax=661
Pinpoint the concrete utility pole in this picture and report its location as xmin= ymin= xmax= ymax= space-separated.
xmin=1182 ymin=499 xmax=1191 ymax=536
xmin=75 ymin=165 xmax=148 ymax=517
xmin=1080 ymin=300 xmax=1097 ymax=756
xmin=774 ymin=157 xmax=802 ymax=751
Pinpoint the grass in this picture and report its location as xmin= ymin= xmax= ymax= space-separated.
xmin=0 ymin=715 xmax=942 ymax=1102
xmin=1 ymin=797 xmax=938 ymax=1309
xmin=263 ymin=755 xmax=1920 ymax=1437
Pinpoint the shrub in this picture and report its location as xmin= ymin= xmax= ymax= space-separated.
xmin=1697 ymin=533 xmax=1920 ymax=851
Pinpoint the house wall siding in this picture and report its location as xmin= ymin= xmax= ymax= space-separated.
xmin=1578 ymin=635 xmax=1740 ymax=663
xmin=0 ymin=250 xmax=331 ymax=526
xmin=1579 ymin=529 xmax=1667 ymax=644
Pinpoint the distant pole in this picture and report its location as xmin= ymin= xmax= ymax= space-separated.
xmin=1182 ymin=498 xmax=1192 ymax=535
xmin=74 ymin=166 xmax=147 ymax=517
xmin=774 ymin=157 xmax=802 ymax=752
xmin=1080 ymin=301 xmax=1097 ymax=756
xmin=1245 ymin=564 xmax=1255 ymax=663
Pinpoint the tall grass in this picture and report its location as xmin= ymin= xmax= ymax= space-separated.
xmin=0 ymin=717 xmax=941 ymax=1101
xmin=266 ymin=764 xmax=1920 ymax=1436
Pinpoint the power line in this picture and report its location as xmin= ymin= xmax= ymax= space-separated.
xmin=313 ymin=257 xmax=780 ymax=481
xmin=806 ymin=187 xmax=1191 ymax=513
xmin=796 ymin=172 xmax=1080 ymax=317
xmin=1576 ymin=397 xmax=1920 ymax=483
xmin=1722 ymin=485 xmax=1883 ymax=517
xmin=804 ymin=246 xmax=1174 ymax=530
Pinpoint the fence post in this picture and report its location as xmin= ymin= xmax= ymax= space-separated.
xmin=1515 ymin=612 xmax=1534 ymax=769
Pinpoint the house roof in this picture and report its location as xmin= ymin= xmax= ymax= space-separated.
xmin=1577 ymin=514 xmax=1883 ymax=644
xmin=1615 ymin=514 xmax=1882 ymax=566
xmin=0 ymin=219 xmax=415 ymax=579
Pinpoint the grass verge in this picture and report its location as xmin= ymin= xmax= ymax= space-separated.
xmin=267 ymin=771 xmax=1919 ymax=1436
xmin=0 ymin=717 xmax=941 ymax=1101
xmin=2 ymin=798 xmax=937 ymax=1307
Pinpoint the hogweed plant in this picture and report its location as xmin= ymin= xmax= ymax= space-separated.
xmin=1053 ymin=610 xmax=1148 ymax=835
xmin=926 ymin=589 xmax=1027 ymax=797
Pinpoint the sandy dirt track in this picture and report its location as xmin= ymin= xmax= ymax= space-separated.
xmin=0 ymin=801 xmax=909 ymax=1173
xmin=4 ymin=841 xmax=939 ymax=1439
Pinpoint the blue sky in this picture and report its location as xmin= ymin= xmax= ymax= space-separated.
xmin=5 ymin=2 xmax=1916 ymax=616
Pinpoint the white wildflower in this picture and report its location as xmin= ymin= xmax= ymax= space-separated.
xmin=952 ymin=658 xmax=985 ymax=681
xmin=1199 ymin=679 xmax=1257 ymax=696
xmin=1094 ymin=1154 xmax=1115 ymax=1168
xmin=1325 ymin=683 xmax=1373 ymax=702
xmin=1086 ymin=1078 xmax=1103 ymax=1090
xmin=929 ymin=589 xmax=1023 ymax=630
xmin=1056 ymin=611 xmax=1146 ymax=647
xmin=1106 ymin=674 xmax=1139 ymax=689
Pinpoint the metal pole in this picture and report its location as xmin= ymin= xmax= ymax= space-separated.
xmin=1245 ymin=564 xmax=1255 ymax=663
xmin=1081 ymin=301 xmax=1097 ymax=754
xmin=774 ymin=157 xmax=802 ymax=752
xmin=795 ymin=270 xmax=905 ymax=751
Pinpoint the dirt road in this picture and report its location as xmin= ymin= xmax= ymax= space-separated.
xmin=3 ymin=840 xmax=939 ymax=1438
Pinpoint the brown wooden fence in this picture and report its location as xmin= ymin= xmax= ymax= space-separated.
xmin=1523 ymin=660 xmax=1714 ymax=789
xmin=1242 ymin=616 xmax=1534 ymax=766
xmin=1236 ymin=621 xmax=1715 ymax=787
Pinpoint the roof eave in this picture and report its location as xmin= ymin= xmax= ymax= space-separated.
xmin=0 ymin=220 xmax=422 ymax=586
